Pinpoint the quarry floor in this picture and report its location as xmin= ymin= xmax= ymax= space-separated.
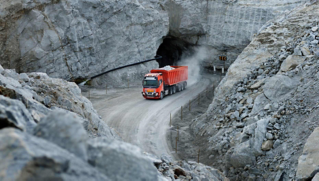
xmin=87 ymin=73 xmax=222 ymax=160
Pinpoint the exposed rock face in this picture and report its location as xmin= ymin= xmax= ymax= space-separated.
xmin=184 ymin=1 xmax=319 ymax=180
xmin=0 ymin=0 xmax=307 ymax=87
xmin=0 ymin=0 xmax=168 ymax=87
xmin=160 ymin=0 xmax=307 ymax=67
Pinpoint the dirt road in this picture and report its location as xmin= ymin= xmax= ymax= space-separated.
xmin=89 ymin=76 xmax=219 ymax=159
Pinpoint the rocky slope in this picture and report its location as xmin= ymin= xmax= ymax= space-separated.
xmin=0 ymin=64 xmax=228 ymax=180
xmin=0 ymin=0 xmax=308 ymax=87
xmin=188 ymin=1 xmax=319 ymax=180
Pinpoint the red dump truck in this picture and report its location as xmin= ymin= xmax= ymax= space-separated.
xmin=142 ymin=66 xmax=188 ymax=99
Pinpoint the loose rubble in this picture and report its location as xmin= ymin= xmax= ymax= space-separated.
xmin=146 ymin=154 xmax=229 ymax=181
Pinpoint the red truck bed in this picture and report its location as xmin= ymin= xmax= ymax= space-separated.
xmin=150 ymin=66 xmax=188 ymax=86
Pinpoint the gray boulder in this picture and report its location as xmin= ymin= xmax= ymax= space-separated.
xmin=296 ymin=127 xmax=319 ymax=181
xmin=252 ymin=118 xmax=270 ymax=155
xmin=263 ymin=75 xmax=298 ymax=101
xmin=0 ymin=95 xmax=36 ymax=133
xmin=313 ymin=173 xmax=319 ymax=181
xmin=33 ymin=110 xmax=88 ymax=161
xmin=87 ymin=137 xmax=158 ymax=181
xmin=230 ymin=118 xmax=269 ymax=168
xmin=250 ymin=94 xmax=269 ymax=115
xmin=0 ymin=128 xmax=108 ymax=181
xmin=230 ymin=141 xmax=256 ymax=168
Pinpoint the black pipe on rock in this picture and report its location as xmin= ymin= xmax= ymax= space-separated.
xmin=79 ymin=55 xmax=162 ymax=86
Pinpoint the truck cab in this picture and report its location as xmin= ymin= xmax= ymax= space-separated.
xmin=142 ymin=73 xmax=165 ymax=99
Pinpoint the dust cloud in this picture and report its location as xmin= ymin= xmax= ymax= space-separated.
xmin=178 ymin=46 xmax=209 ymax=86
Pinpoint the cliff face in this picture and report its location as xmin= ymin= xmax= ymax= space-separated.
xmin=0 ymin=0 xmax=169 ymax=87
xmin=160 ymin=0 xmax=308 ymax=66
xmin=0 ymin=0 xmax=307 ymax=86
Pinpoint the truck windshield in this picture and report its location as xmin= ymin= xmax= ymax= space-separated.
xmin=143 ymin=80 xmax=159 ymax=87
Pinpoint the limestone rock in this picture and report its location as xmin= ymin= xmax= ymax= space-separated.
xmin=261 ymin=140 xmax=273 ymax=151
xmin=253 ymin=118 xmax=270 ymax=155
xmin=312 ymin=173 xmax=319 ymax=181
xmin=296 ymin=127 xmax=319 ymax=180
xmin=249 ymin=79 xmax=265 ymax=89
xmin=263 ymin=75 xmax=298 ymax=101
xmin=0 ymin=128 xmax=109 ymax=181
xmin=250 ymin=94 xmax=269 ymax=115
xmin=0 ymin=95 xmax=36 ymax=133
xmin=301 ymin=47 xmax=311 ymax=56
xmin=33 ymin=110 xmax=89 ymax=161
xmin=266 ymin=133 xmax=274 ymax=140
xmin=87 ymin=137 xmax=158 ymax=181
xmin=0 ymin=0 xmax=169 ymax=87
xmin=280 ymin=55 xmax=306 ymax=72
xmin=230 ymin=141 xmax=256 ymax=168
xmin=230 ymin=118 xmax=269 ymax=167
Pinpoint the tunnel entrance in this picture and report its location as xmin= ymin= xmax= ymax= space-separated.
xmin=156 ymin=37 xmax=194 ymax=67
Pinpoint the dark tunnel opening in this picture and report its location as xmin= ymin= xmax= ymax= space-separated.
xmin=156 ymin=37 xmax=194 ymax=67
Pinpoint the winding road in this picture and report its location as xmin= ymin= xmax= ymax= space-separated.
xmin=90 ymin=76 xmax=216 ymax=158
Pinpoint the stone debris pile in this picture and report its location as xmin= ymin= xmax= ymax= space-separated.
xmin=158 ymin=66 xmax=175 ymax=71
xmin=145 ymin=153 xmax=229 ymax=181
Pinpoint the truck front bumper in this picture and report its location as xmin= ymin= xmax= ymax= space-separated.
xmin=142 ymin=92 xmax=160 ymax=99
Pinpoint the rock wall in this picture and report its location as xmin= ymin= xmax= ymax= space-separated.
xmin=159 ymin=0 xmax=308 ymax=67
xmin=0 ymin=0 xmax=168 ymax=87
xmin=189 ymin=1 xmax=319 ymax=180
xmin=0 ymin=0 xmax=308 ymax=87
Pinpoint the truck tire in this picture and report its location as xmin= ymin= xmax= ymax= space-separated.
xmin=176 ymin=85 xmax=180 ymax=92
xmin=160 ymin=92 xmax=164 ymax=99
xmin=173 ymin=86 xmax=176 ymax=94
xmin=169 ymin=87 xmax=173 ymax=95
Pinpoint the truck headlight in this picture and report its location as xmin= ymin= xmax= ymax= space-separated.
xmin=155 ymin=93 xmax=159 ymax=96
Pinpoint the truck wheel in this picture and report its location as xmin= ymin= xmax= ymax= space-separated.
xmin=173 ymin=86 xmax=176 ymax=94
xmin=160 ymin=92 xmax=164 ymax=99
xmin=176 ymin=85 xmax=180 ymax=92
xmin=169 ymin=87 xmax=173 ymax=95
